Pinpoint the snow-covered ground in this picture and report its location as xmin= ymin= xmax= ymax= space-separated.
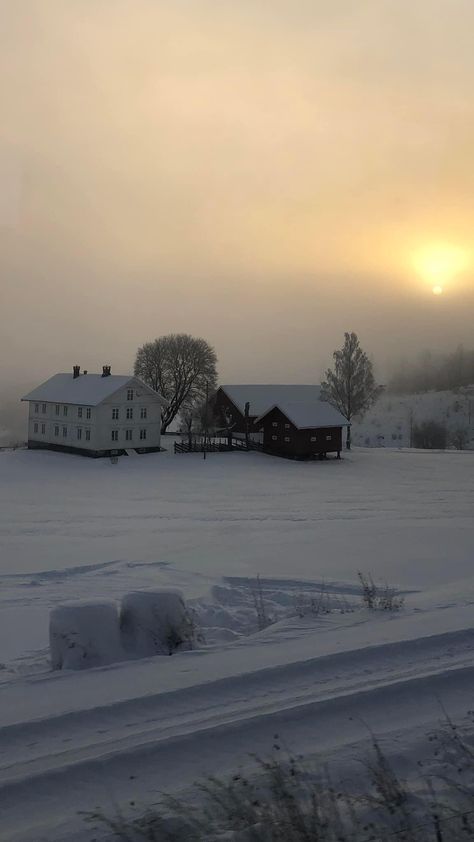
xmin=1 ymin=444 xmax=474 ymax=840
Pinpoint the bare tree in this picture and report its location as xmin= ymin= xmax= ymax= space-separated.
xmin=321 ymin=332 xmax=381 ymax=449
xmin=134 ymin=334 xmax=218 ymax=433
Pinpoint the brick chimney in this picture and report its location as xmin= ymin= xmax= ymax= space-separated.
xmin=73 ymin=365 xmax=80 ymax=379
xmin=102 ymin=365 xmax=111 ymax=377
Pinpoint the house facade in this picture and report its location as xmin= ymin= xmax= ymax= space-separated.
xmin=210 ymin=385 xmax=322 ymax=436
xmin=256 ymin=402 xmax=348 ymax=459
xmin=22 ymin=366 xmax=168 ymax=457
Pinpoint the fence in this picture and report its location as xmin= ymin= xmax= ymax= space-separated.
xmin=174 ymin=436 xmax=263 ymax=454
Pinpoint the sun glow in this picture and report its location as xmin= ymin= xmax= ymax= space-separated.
xmin=413 ymin=243 xmax=469 ymax=293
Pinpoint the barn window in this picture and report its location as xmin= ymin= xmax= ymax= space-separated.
xmin=140 ymin=407 xmax=147 ymax=419
xmin=326 ymin=435 xmax=332 ymax=441
xmin=55 ymin=404 xmax=60 ymax=416
xmin=284 ymin=423 xmax=290 ymax=429
xmin=111 ymin=430 xmax=118 ymax=442
xmin=62 ymin=426 xmax=67 ymax=437
xmin=85 ymin=429 xmax=91 ymax=441
xmin=77 ymin=407 xmax=83 ymax=418
xmin=126 ymin=407 xmax=133 ymax=419
xmin=127 ymin=388 xmax=134 ymax=401
xmin=33 ymin=422 xmax=38 ymax=433
xmin=140 ymin=428 xmax=147 ymax=440
xmin=125 ymin=429 xmax=133 ymax=441
xmin=271 ymin=435 xmax=277 ymax=441
xmin=54 ymin=425 xmax=59 ymax=437
xmin=77 ymin=428 xmax=82 ymax=440
xmin=86 ymin=408 xmax=91 ymax=419
xmin=284 ymin=436 xmax=291 ymax=442
xmin=112 ymin=408 xmax=119 ymax=420
xmin=272 ymin=422 xmax=278 ymax=427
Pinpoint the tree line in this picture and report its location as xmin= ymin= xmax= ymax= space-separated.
xmin=388 ymin=345 xmax=474 ymax=394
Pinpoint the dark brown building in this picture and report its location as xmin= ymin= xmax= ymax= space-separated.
xmin=256 ymin=402 xmax=348 ymax=459
xmin=210 ymin=385 xmax=323 ymax=436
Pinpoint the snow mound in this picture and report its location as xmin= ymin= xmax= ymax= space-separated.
xmin=49 ymin=599 xmax=122 ymax=670
xmin=120 ymin=588 xmax=193 ymax=656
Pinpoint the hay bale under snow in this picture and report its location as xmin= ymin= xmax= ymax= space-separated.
xmin=120 ymin=588 xmax=192 ymax=656
xmin=49 ymin=599 xmax=122 ymax=670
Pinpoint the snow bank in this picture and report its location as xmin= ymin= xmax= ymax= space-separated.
xmin=49 ymin=599 xmax=122 ymax=670
xmin=120 ymin=588 xmax=192 ymax=656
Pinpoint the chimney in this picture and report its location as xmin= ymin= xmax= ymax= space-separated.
xmin=83 ymin=370 xmax=88 ymax=375
xmin=102 ymin=365 xmax=111 ymax=377
xmin=73 ymin=365 xmax=80 ymax=379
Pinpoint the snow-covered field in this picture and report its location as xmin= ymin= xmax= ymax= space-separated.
xmin=1 ymin=444 xmax=474 ymax=841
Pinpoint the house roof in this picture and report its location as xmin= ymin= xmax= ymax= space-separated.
xmin=219 ymin=384 xmax=322 ymax=417
xmin=256 ymin=401 xmax=348 ymax=429
xmin=21 ymin=373 xmax=168 ymax=407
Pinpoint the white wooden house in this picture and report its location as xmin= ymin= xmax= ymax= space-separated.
xmin=21 ymin=366 xmax=168 ymax=457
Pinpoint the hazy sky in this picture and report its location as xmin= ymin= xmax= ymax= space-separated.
xmin=1 ymin=0 xmax=473 ymax=387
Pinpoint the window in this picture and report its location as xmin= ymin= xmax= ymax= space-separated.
xmin=42 ymin=403 xmax=47 ymax=414
xmin=54 ymin=425 xmax=59 ymax=437
xmin=77 ymin=428 xmax=82 ymax=440
xmin=33 ymin=422 xmax=38 ymax=433
xmin=111 ymin=430 xmax=118 ymax=442
xmin=62 ymin=426 xmax=67 ymax=437
xmin=55 ymin=404 xmax=60 ymax=416
xmin=85 ymin=429 xmax=91 ymax=441
xmin=271 ymin=435 xmax=277 ymax=441
xmin=86 ymin=408 xmax=91 ymax=419
xmin=127 ymin=388 xmax=134 ymax=401
xmin=272 ymin=422 xmax=278 ymax=428
xmin=41 ymin=423 xmax=46 ymax=434
xmin=140 ymin=428 xmax=147 ymax=440
xmin=34 ymin=403 xmax=39 ymax=414
xmin=112 ymin=408 xmax=119 ymax=420
xmin=284 ymin=436 xmax=290 ymax=442
xmin=77 ymin=407 xmax=83 ymax=419
xmin=63 ymin=406 xmax=68 ymax=417
xmin=140 ymin=407 xmax=147 ymax=419
xmin=310 ymin=436 xmax=317 ymax=442
xmin=126 ymin=407 xmax=133 ymax=419
xmin=284 ymin=423 xmax=290 ymax=429
xmin=125 ymin=429 xmax=133 ymax=441
xmin=326 ymin=435 xmax=332 ymax=441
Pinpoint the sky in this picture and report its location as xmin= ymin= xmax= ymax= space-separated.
xmin=1 ymin=0 xmax=474 ymax=391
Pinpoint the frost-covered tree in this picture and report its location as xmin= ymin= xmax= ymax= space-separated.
xmin=134 ymin=334 xmax=218 ymax=433
xmin=321 ymin=332 xmax=381 ymax=449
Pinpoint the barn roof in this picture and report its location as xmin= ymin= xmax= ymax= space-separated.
xmin=219 ymin=384 xmax=322 ymax=417
xmin=256 ymin=401 xmax=348 ymax=429
xmin=22 ymin=373 xmax=167 ymax=406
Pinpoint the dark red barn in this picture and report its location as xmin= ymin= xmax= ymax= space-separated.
xmin=256 ymin=401 xmax=348 ymax=459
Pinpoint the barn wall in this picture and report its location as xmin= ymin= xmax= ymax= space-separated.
xmin=261 ymin=407 xmax=342 ymax=458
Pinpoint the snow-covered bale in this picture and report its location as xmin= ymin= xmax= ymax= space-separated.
xmin=49 ymin=599 xmax=122 ymax=670
xmin=120 ymin=588 xmax=193 ymax=656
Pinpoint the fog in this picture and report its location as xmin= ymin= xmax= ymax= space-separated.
xmin=1 ymin=0 xmax=474 ymax=429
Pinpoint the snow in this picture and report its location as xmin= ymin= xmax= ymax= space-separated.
xmin=0 ymin=443 xmax=474 ymax=840
xmin=49 ymin=599 xmax=122 ymax=670
xmin=256 ymin=400 xmax=348 ymax=428
xmin=21 ymin=372 xmax=167 ymax=406
xmin=219 ymin=384 xmax=321 ymax=415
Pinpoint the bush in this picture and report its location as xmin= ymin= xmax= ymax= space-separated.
xmin=357 ymin=572 xmax=404 ymax=611
xmin=412 ymin=421 xmax=447 ymax=450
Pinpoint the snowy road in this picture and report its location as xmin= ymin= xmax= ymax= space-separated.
xmin=1 ymin=623 xmax=474 ymax=841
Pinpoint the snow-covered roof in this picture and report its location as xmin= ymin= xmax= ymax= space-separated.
xmin=21 ymin=373 xmax=167 ymax=406
xmin=219 ymin=385 xmax=322 ymax=417
xmin=256 ymin=401 xmax=348 ymax=429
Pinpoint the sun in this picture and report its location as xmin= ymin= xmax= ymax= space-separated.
xmin=412 ymin=243 xmax=469 ymax=293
